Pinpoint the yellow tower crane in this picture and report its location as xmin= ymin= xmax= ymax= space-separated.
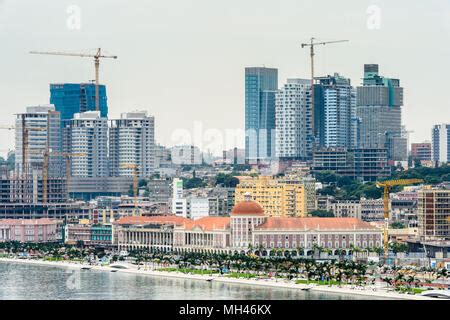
xmin=376 ymin=178 xmax=424 ymax=260
xmin=120 ymin=163 xmax=140 ymax=216
xmin=300 ymin=38 xmax=349 ymax=137
xmin=0 ymin=125 xmax=48 ymax=202
xmin=29 ymin=48 xmax=118 ymax=111
xmin=47 ymin=152 xmax=87 ymax=201
xmin=14 ymin=148 xmax=86 ymax=203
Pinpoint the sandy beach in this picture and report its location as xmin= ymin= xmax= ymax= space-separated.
xmin=0 ymin=257 xmax=435 ymax=300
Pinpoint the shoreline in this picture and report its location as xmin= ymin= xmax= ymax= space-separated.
xmin=0 ymin=257 xmax=434 ymax=300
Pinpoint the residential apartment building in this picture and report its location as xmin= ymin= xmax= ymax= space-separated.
xmin=418 ymin=188 xmax=450 ymax=240
xmin=331 ymin=200 xmax=362 ymax=219
xmin=360 ymin=198 xmax=385 ymax=222
xmin=234 ymin=176 xmax=307 ymax=217
xmin=432 ymin=124 xmax=450 ymax=164
xmin=15 ymin=105 xmax=63 ymax=177
xmin=109 ymin=111 xmax=155 ymax=177
xmin=411 ymin=142 xmax=432 ymax=162
xmin=275 ymin=78 xmax=311 ymax=160
xmin=65 ymin=111 xmax=109 ymax=177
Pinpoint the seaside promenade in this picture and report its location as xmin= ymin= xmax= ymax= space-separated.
xmin=0 ymin=257 xmax=436 ymax=300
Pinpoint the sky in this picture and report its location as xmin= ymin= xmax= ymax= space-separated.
xmin=0 ymin=0 xmax=449 ymax=157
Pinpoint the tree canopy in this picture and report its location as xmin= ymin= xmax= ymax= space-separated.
xmin=215 ymin=173 xmax=240 ymax=188
xmin=309 ymin=210 xmax=335 ymax=218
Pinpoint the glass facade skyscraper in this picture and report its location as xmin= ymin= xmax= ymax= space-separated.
xmin=50 ymin=83 xmax=108 ymax=123
xmin=245 ymin=67 xmax=278 ymax=163
xmin=356 ymin=64 xmax=407 ymax=162
xmin=314 ymin=73 xmax=357 ymax=149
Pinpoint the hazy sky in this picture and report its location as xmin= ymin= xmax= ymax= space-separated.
xmin=1 ymin=0 xmax=449 ymax=156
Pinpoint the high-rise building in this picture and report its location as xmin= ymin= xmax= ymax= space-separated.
xmin=411 ymin=142 xmax=432 ymax=161
xmin=50 ymin=83 xmax=108 ymax=123
xmin=109 ymin=111 xmax=155 ymax=177
xmin=66 ymin=111 xmax=108 ymax=177
xmin=275 ymin=78 xmax=311 ymax=160
xmin=245 ymin=67 xmax=278 ymax=163
xmin=314 ymin=73 xmax=357 ymax=149
xmin=432 ymin=124 xmax=450 ymax=164
xmin=356 ymin=64 xmax=407 ymax=161
xmin=15 ymin=105 xmax=63 ymax=177
xmin=418 ymin=188 xmax=450 ymax=240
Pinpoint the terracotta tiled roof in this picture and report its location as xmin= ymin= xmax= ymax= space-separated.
xmin=231 ymin=201 xmax=265 ymax=216
xmin=0 ymin=218 xmax=61 ymax=226
xmin=182 ymin=217 xmax=230 ymax=231
xmin=115 ymin=215 xmax=190 ymax=226
xmin=255 ymin=217 xmax=377 ymax=231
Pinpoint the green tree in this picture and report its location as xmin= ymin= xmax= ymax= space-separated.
xmin=215 ymin=173 xmax=239 ymax=188
xmin=182 ymin=177 xmax=206 ymax=189
xmin=390 ymin=222 xmax=405 ymax=229
xmin=309 ymin=210 xmax=334 ymax=217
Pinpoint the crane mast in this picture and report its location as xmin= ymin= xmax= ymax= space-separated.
xmin=300 ymin=38 xmax=348 ymax=148
xmin=120 ymin=163 xmax=140 ymax=216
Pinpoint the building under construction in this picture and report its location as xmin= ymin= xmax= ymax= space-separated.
xmin=0 ymin=165 xmax=89 ymax=219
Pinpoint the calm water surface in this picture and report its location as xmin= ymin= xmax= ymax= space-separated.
xmin=0 ymin=262 xmax=382 ymax=300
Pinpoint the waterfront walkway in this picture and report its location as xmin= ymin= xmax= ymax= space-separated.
xmin=0 ymin=257 xmax=437 ymax=300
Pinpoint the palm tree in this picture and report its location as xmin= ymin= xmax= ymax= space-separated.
xmin=406 ymin=275 xmax=416 ymax=290
xmin=304 ymin=261 xmax=315 ymax=284
xmin=312 ymin=244 xmax=324 ymax=259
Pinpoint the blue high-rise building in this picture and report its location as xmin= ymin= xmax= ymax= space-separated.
xmin=245 ymin=67 xmax=278 ymax=163
xmin=50 ymin=83 xmax=108 ymax=122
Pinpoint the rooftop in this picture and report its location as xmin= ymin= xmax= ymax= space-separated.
xmin=115 ymin=215 xmax=190 ymax=226
xmin=231 ymin=200 xmax=265 ymax=216
xmin=0 ymin=218 xmax=61 ymax=226
xmin=182 ymin=216 xmax=230 ymax=231
xmin=256 ymin=217 xmax=377 ymax=231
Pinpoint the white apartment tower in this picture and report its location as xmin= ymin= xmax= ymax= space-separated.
xmin=67 ymin=111 xmax=109 ymax=177
xmin=15 ymin=105 xmax=63 ymax=177
xmin=109 ymin=111 xmax=155 ymax=177
xmin=275 ymin=79 xmax=312 ymax=160
xmin=432 ymin=124 xmax=450 ymax=164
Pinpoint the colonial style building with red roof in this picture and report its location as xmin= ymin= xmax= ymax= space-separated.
xmin=114 ymin=197 xmax=382 ymax=256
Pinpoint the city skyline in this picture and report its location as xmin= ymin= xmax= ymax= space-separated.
xmin=1 ymin=0 xmax=450 ymax=157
